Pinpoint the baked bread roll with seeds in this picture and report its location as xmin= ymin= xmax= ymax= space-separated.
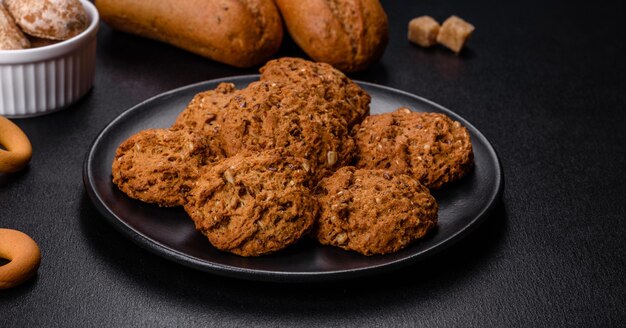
xmin=4 ymin=0 xmax=87 ymax=41
xmin=184 ymin=150 xmax=317 ymax=256
xmin=0 ymin=3 xmax=30 ymax=49
xmin=315 ymin=167 xmax=438 ymax=256
xmin=95 ymin=0 xmax=283 ymax=68
xmin=353 ymin=108 xmax=473 ymax=189
xmin=274 ymin=0 xmax=388 ymax=72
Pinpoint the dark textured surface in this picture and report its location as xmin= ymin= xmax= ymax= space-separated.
xmin=1 ymin=0 xmax=625 ymax=326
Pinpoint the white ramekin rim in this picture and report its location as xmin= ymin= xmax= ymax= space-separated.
xmin=0 ymin=0 xmax=99 ymax=64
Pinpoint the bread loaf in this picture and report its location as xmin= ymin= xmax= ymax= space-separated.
xmin=95 ymin=0 xmax=283 ymax=68
xmin=274 ymin=0 xmax=388 ymax=72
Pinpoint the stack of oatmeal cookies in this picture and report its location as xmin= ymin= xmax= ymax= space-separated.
xmin=111 ymin=58 xmax=473 ymax=256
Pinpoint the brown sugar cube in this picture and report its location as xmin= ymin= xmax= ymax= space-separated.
xmin=437 ymin=15 xmax=475 ymax=54
xmin=408 ymin=16 xmax=440 ymax=47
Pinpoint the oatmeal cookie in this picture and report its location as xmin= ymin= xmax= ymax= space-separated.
xmin=215 ymin=79 xmax=356 ymax=181
xmin=112 ymin=127 xmax=224 ymax=207
xmin=172 ymin=82 xmax=236 ymax=138
xmin=315 ymin=167 xmax=438 ymax=256
xmin=184 ymin=150 xmax=317 ymax=257
xmin=259 ymin=57 xmax=371 ymax=127
xmin=173 ymin=59 xmax=368 ymax=181
xmin=353 ymin=108 xmax=473 ymax=189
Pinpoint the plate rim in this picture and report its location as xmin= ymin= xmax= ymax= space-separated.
xmin=83 ymin=75 xmax=504 ymax=282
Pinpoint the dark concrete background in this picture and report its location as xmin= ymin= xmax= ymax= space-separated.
xmin=2 ymin=0 xmax=624 ymax=326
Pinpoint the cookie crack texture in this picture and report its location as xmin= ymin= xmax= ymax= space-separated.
xmin=354 ymin=108 xmax=473 ymax=190
xmin=184 ymin=151 xmax=317 ymax=256
xmin=315 ymin=167 xmax=438 ymax=255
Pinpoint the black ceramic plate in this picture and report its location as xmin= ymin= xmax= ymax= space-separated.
xmin=84 ymin=75 xmax=503 ymax=282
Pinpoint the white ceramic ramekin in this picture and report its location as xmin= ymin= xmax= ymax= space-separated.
xmin=0 ymin=0 xmax=99 ymax=117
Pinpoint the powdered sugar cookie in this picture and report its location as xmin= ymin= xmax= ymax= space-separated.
xmin=4 ymin=0 xmax=87 ymax=41
xmin=0 ymin=3 xmax=30 ymax=49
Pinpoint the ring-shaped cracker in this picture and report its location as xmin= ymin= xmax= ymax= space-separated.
xmin=0 ymin=116 xmax=32 ymax=173
xmin=0 ymin=228 xmax=41 ymax=289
